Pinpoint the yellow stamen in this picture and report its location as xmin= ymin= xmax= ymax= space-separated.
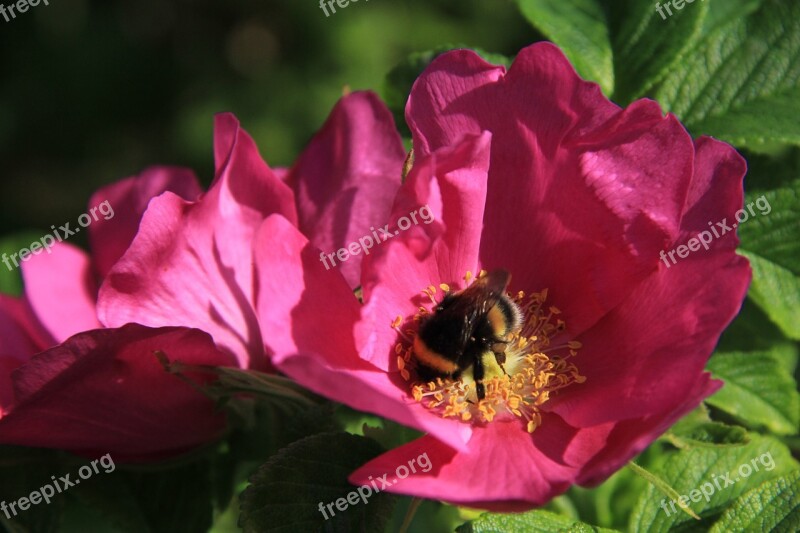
xmin=401 ymin=274 xmax=585 ymax=433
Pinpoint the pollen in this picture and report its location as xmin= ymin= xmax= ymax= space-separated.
xmin=400 ymin=276 xmax=585 ymax=433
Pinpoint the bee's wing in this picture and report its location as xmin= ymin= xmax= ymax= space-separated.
xmin=447 ymin=270 xmax=511 ymax=350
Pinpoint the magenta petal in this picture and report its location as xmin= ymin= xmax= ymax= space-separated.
xmin=254 ymin=215 xmax=472 ymax=450
xmin=350 ymin=420 xmax=578 ymax=510
xmin=212 ymin=113 xmax=298 ymax=225
xmin=98 ymin=193 xmax=261 ymax=369
xmin=253 ymin=214 xmax=362 ymax=364
xmin=408 ymin=43 xmax=697 ymax=337
xmin=89 ymin=166 xmax=203 ymax=278
xmin=547 ymin=133 xmax=750 ymax=427
xmin=290 ymin=92 xmax=405 ymax=289
xmin=549 ymin=252 xmax=749 ymax=427
xmin=0 ymin=295 xmax=53 ymax=359
xmin=356 ymin=132 xmax=492 ymax=371
xmin=21 ymin=243 xmax=101 ymax=344
xmin=0 ymin=295 xmax=53 ymax=412
xmin=99 ymin=114 xmax=296 ymax=369
xmin=0 ymin=324 xmax=235 ymax=461
xmin=577 ymin=374 xmax=722 ymax=485
xmin=274 ymin=352 xmax=471 ymax=451
xmin=679 ymin=136 xmax=747 ymax=250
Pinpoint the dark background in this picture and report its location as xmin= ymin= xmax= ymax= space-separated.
xmin=0 ymin=0 xmax=534 ymax=243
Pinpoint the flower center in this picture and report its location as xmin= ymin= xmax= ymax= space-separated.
xmin=393 ymin=271 xmax=585 ymax=433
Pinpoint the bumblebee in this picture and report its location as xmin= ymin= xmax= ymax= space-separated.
xmin=412 ymin=270 xmax=523 ymax=400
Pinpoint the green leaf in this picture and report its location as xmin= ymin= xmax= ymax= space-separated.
xmin=706 ymin=350 xmax=800 ymax=435
xmin=513 ymin=0 xmax=614 ymax=95
xmin=562 ymin=460 xmax=648 ymax=530
xmin=457 ymin=508 xmax=619 ymax=533
xmin=741 ymin=252 xmax=800 ymax=341
xmin=735 ymin=158 xmax=800 ymax=340
xmin=655 ymin=0 xmax=800 ymax=148
xmin=627 ymin=462 xmax=700 ymax=520
xmin=666 ymin=406 xmax=749 ymax=449
xmin=238 ymin=432 xmax=396 ymax=533
xmin=603 ymin=0 xmax=709 ymax=103
xmin=629 ymin=435 xmax=798 ymax=531
xmin=734 ymin=154 xmax=800 ymax=339
xmin=702 ymin=0 xmax=762 ymax=36
xmin=710 ymin=470 xmax=800 ymax=532
xmin=716 ymin=299 xmax=798 ymax=376
xmin=710 ymin=471 xmax=800 ymax=533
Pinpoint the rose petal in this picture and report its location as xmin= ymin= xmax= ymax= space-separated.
xmin=290 ymin=91 xmax=405 ymax=289
xmin=89 ymin=166 xmax=203 ymax=278
xmin=99 ymin=114 xmax=295 ymax=369
xmin=576 ymin=374 xmax=722 ymax=485
xmin=0 ymin=324 xmax=235 ymax=461
xmin=21 ymin=242 xmax=101 ymax=344
xmin=0 ymin=295 xmax=53 ymax=359
xmin=548 ymin=252 xmax=749 ymax=427
xmin=408 ymin=42 xmax=696 ymax=337
xmin=356 ymin=132 xmax=492 ymax=371
xmin=349 ymin=419 xmax=579 ymax=510
xmin=255 ymin=214 xmax=472 ymax=450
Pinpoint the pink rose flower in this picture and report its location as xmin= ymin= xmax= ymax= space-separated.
xmin=0 ymin=168 xmax=234 ymax=461
xmin=98 ymin=92 xmax=405 ymax=368
xmin=1 ymin=91 xmax=406 ymax=461
xmin=258 ymin=43 xmax=751 ymax=509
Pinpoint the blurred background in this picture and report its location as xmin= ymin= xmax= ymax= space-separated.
xmin=0 ymin=0 xmax=534 ymax=242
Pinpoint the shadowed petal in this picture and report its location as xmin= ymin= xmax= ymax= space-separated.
xmin=0 ymin=324 xmax=235 ymax=461
xmin=291 ymin=91 xmax=405 ymax=289
xmin=88 ymin=166 xmax=203 ymax=278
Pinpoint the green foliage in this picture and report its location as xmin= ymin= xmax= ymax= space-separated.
xmin=629 ymin=435 xmax=799 ymax=531
xmin=238 ymin=433 xmax=396 ymax=533
xmin=708 ymin=470 xmax=800 ymax=532
xmin=457 ymin=508 xmax=619 ymax=532
xmin=666 ymin=406 xmax=750 ymax=449
xmin=706 ymin=349 xmax=800 ymax=435
xmin=604 ymin=0 xmax=708 ymax=103
xmin=0 ymin=447 xmax=63 ymax=533
xmin=656 ymin=0 xmax=800 ymax=149
xmin=514 ymin=0 xmax=614 ymax=95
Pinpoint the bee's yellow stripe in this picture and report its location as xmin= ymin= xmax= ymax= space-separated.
xmin=413 ymin=338 xmax=458 ymax=374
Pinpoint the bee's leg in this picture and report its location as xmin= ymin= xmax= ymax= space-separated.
xmin=473 ymin=354 xmax=486 ymax=400
xmin=490 ymin=338 xmax=508 ymax=374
